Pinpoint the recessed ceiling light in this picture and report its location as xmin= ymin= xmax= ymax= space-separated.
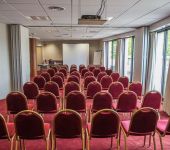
xmin=106 ymin=17 xmax=113 ymax=21
xmin=48 ymin=6 xmax=65 ymax=11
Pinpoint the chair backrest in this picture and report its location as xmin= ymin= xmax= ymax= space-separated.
xmin=40 ymin=72 xmax=51 ymax=82
xmin=71 ymin=71 xmax=81 ymax=80
xmin=44 ymin=81 xmax=60 ymax=97
xmin=141 ymin=91 xmax=162 ymax=110
xmin=6 ymin=92 xmax=28 ymax=114
xmin=62 ymin=64 xmax=69 ymax=71
xmin=67 ymin=75 xmax=80 ymax=84
xmin=97 ymin=72 xmax=107 ymax=82
xmin=93 ymin=68 xmax=101 ymax=77
xmin=108 ymin=82 xmax=124 ymax=99
xmin=92 ymin=92 xmax=113 ymax=112
xmin=64 ymin=81 xmax=80 ymax=96
xmin=86 ymin=81 xmax=102 ymax=99
xmin=70 ymin=64 xmax=77 ymax=69
xmin=84 ymin=71 xmax=94 ymax=79
xmin=0 ymin=114 xmax=11 ymax=139
xmin=55 ymin=72 xmax=65 ymax=82
xmin=99 ymin=66 xmax=105 ymax=71
xmin=129 ymin=107 xmax=158 ymax=135
xmin=23 ymin=82 xmax=39 ymax=99
xmin=70 ymin=68 xmax=77 ymax=74
xmin=116 ymin=91 xmax=137 ymax=112
xmin=33 ymin=75 xmax=46 ymax=90
xmin=51 ymin=75 xmax=64 ymax=89
xmin=66 ymin=91 xmax=85 ymax=112
xmin=59 ymin=68 xmax=67 ymax=78
xmin=51 ymin=66 xmax=58 ymax=73
xmin=14 ymin=110 xmax=46 ymax=139
xmin=84 ymin=76 xmax=96 ymax=89
xmin=110 ymin=72 xmax=120 ymax=82
xmin=36 ymin=92 xmax=57 ymax=113
xmin=53 ymin=109 xmax=82 ymax=138
xmin=81 ymin=68 xmax=89 ymax=77
xmin=100 ymin=75 xmax=113 ymax=90
xmin=79 ymin=65 xmax=85 ymax=73
xmin=129 ymin=82 xmax=142 ymax=97
xmin=118 ymin=76 xmax=129 ymax=89
xmin=105 ymin=69 xmax=112 ymax=75
xmin=47 ymin=68 xmax=55 ymax=77
xmin=91 ymin=109 xmax=120 ymax=138
xmin=88 ymin=65 xmax=95 ymax=72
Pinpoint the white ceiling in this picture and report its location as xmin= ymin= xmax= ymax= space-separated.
xmin=0 ymin=0 xmax=170 ymax=40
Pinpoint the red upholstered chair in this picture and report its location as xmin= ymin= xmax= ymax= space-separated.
xmin=41 ymin=72 xmax=51 ymax=82
xmin=156 ymin=117 xmax=170 ymax=149
xmin=118 ymin=76 xmax=129 ymax=89
xmin=66 ymin=91 xmax=86 ymax=113
xmin=115 ymin=91 xmax=137 ymax=114
xmin=59 ymin=68 xmax=67 ymax=78
xmin=141 ymin=91 xmax=162 ymax=110
xmin=99 ymin=66 xmax=105 ymax=71
xmin=62 ymin=64 xmax=69 ymax=71
xmin=108 ymin=82 xmax=124 ymax=100
xmin=84 ymin=76 xmax=96 ymax=90
xmin=71 ymin=71 xmax=81 ymax=80
xmin=121 ymin=107 xmax=159 ymax=149
xmin=14 ymin=110 xmax=51 ymax=150
xmin=51 ymin=66 xmax=58 ymax=73
xmin=71 ymin=64 xmax=77 ymax=68
xmin=129 ymin=82 xmax=142 ymax=99
xmin=79 ymin=65 xmax=86 ymax=73
xmin=0 ymin=114 xmax=15 ymax=149
xmin=97 ymin=72 xmax=107 ymax=82
xmin=33 ymin=75 xmax=46 ymax=90
xmin=88 ymin=65 xmax=95 ymax=72
xmin=70 ymin=68 xmax=77 ymax=74
xmin=100 ymin=75 xmax=113 ymax=90
xmin=106 ymin=69 xmax=112 ymax=75
xmin=51 ymin=75 xmax=64 ymax=89
xmin=81 ymin=68 xmax=89 ymax=78
xmin=52 ymin=109 xmax=85 ymax=150
xmin=36 ymin=92 xmax=58 ymax=114
xmin=86 ymin=109 xmax=120 ymax=150
xmin=55 ymin=72 xmax=65 ymax=82
xmin=64 ymin=81 xmax=80 ymax=97
xmin=47 ymin=68 xmax=55 ymax=77
xmin=44 ymin=81 xmax=60 ymax=99
xmin=84 ymin=71 xmax=94 ymax=79
xmin=110 ymin=72 xmax=120 ymax=82
xmin=93 ymin=68 xmax=101 ymax=78
xmin=67 ymin=75 xmax=80 ymax=84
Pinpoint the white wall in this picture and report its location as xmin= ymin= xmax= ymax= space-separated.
xmin=0 ymin=23 xmax=11 ymax=99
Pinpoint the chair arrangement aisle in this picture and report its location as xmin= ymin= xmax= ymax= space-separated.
xmin=0 ymin=64 xmax=170 ymax=150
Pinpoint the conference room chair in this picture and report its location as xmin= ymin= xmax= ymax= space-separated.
xmin=156 ymin=116 xmax=170 ymax=150
xmin=141 ymin=90 xmax=162 ymax=110
xmin=70 ymin=68 xmax=77 ymax=74
xmin=67 ymin=75 xmax=80 ymax=84
xmin=79 ymin=65 xmax=86 ymax=74
xmin=64 ymin=81 xmax=80 ymax=97
xmin=81 ymin=68 xmax=89 ymax=78
xmin=51 ymin=75 xmax=64 ymax=89
xmin=118 ymin=76 xmax=129 ymax=89
xmin=14 ymin=110 xmax=51 ymax=150
xmin=36 ymin=92 xmax=58 ymax=114
xmin=97 ymin=71 xmax=107 ymax=82
xmin=51 ymin=66 xmax=58 ymax=73
xmin=86 ymin=109 xmax=120 ymax=150
xmin=110 ymin=72 xmax=120 ymax=82
xmin=99 ymin=66 xmax=105 ymax=71
xmin=84 ymin=71 xmax=94 ymax=79
xmin=121 ymin=107 xmax=159 ymax=150
xmin=33 ymin=75 xmax=46 ymax=90
xmin=70 ymin=64 xmax=77 ymax=68
xmin=129 ymin=82 xmax=142 ymax=100
xmin=62 ymin=64 xmax=69 ymax=71
xmin=41 ymin=72 xmax=51 ymax=82
xmin=6 ymin=91 xmax=28 ymax=122
xmin=59 ymin=68 xmax=67 ymax=78
xmin=55 ymin=72 xmax=65 ymax=83
xmin=0 ymin=114 xmax=15 ymax=150
xmin=71 ymin=71 xmax=81 ymax=80
xmin=52 ymin=109 xmax=85 ymax=150
xmin=115 ymin=91 xmax=137 ymax=116
xmin=108 ymin=82 xmax=124 ymax=101
xmin=47 ymin=68 xmax=55 ymax=77
xmin=88 ymin=65 xmax=95 ymax=72
xmin=100 ymin=75 xmax=113 ymax=90
xmin=92 ymin=68 xmax=101 ymax=77
xmin=84 ymin=76 xmax=96 ymax=90
xmin=105 ymin=69 xmax=112 ymax=75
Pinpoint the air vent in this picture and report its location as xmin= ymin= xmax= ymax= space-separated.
xmin=48 ymin=6 xmax=65 ymax=11
xmin=26 ymin=16 xmax=50 ymax=21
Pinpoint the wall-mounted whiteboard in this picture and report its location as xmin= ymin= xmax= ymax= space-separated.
xmin=93 ymin=51 xmax=101 ymax=65
xmin=63 ymin=44 xmax=89 ymax=68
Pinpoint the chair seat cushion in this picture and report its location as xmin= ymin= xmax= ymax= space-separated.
xmin=157 ymin=120 xmax=169 ymax=135
xmin=121 ymin=120 xmax=130 ymax=135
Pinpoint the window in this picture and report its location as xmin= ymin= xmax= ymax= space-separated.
xmin=122 ymin=37 xmax=134 ymax=81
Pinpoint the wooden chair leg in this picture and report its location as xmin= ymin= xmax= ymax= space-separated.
xmin=123 ymin=133 xmax=127 ymax=150
xmin=110 ymin=137 xmax=113 ymax=149
xmin=153 ymin=135 xmax=156 ymax=150
xmin=148 ymin=135 xmax=151 ymax=148
xmin=159 ymin=135 xmax=163 ymax=150
xmin=143 ymin=136 xmax=146 ymax=147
